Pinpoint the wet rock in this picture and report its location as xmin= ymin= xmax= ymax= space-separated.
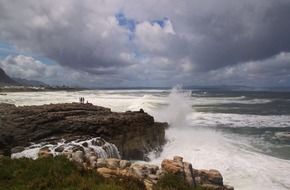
xmin=54 ymin=145 xmax=64 ymax=152
xmin=38 ymin=147 xmax=53 ymax=158
xmin=184 ymin=162 xmax=195 ymax=186
xmin=146 ymin=164 xmax=159 ymax=174
xmin=82 ymin=142 xmax=88 ymax=147
xmin=0 ymin=103 xmax=167 ymax=160
xmin=71 ymin=145 xmax=84 ymax=153
xmin=173 ymin=155 xmax=183 ymax=162
xmin=199 ymin=169 xmax=223 ymax=186
xmin=11 ymin=146 xmax=25 ymax=154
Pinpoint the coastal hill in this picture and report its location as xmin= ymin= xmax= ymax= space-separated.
xmin=0 ymin=67 xmax=49 ymax=87
xmin=0 ymin=67 xmax=19 ymax=86
xmin=12 ymin=77 xmax=49 ymax=87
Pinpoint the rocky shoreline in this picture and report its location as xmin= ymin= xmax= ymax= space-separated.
xmin=0 ymin=103 xmax=167 ymax=160
xmin=95 ymin=156 xmax=234 ymax=190
xmin=35 ymin=146 xmax=234 ymax=190
xmin=0 ymin=102 xmax=234 ymax=189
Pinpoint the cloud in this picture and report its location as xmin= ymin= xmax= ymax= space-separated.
xmin=0 ymin=55 xmax=97 ymax=87
xmin=135 ymin=20 xmax=175 ymax=52
xmin=0 ymin=0 xmax=289 ymax=87
xmin=0 ymin=55 xmax=56 ymax=79
xmin=0 ymin=0 xmax=131 ymax=73
xmin=207 ymin=52 xmax=290 ymax=86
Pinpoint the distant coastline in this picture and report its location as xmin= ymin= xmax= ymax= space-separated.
xmin=0 ymin=85 xmax=87 ymax=92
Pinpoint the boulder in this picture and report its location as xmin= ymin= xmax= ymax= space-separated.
xmin=88 ymin=155 xmax=97 ymax=168
xmin=72 ymin=150 xmax=84 ymax=163
xmin=184 ymin=162 xmax=195 ymax=186
xmin=94 ymin=156 xmax=234 ymax=190
xmin=161 ymin=159 xmax=183 ymax=174
xmin=54 ymin=146 xmax=64 ymax=152
xmin=199 ymin=169 xmax=223 ymax=186
xmin=160 ymin=156 xmax=230 ymax=190
xmin=38 ymin=147 xmax=53 ymax=158
xmin=120 ymin=160 xmax=131 ymax=169
xmin=97 ymin=158 xmax=107 ymax=168
xmin=97 ymin=167 xmax=120 ymax=178
xmin=106 ymin=158 xmax=120 ymax=169
xmin=130 ymin=163 xmax=147 ymax=179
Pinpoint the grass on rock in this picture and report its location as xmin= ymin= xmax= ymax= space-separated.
xmin=154 ymin=173 xmax=199 ymax=190
xmin=0 ymin=156 xmax=145 ymax=190
xmin=0 ymin=156 xmax=207 ymax=190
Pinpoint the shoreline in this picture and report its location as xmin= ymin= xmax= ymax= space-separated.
xmin=0 ymin=102 xmax=235 ymax=189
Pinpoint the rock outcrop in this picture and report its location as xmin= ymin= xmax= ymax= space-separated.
xmin=161 ymin=156 xmax=233 ymax=190
xmin=0 ymin=103 xmax=167 ymax=160
xmin=64 ymin=153 xmax=233 ymax=190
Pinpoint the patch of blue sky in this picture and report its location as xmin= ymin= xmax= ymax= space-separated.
xmin=0 ymin=42 xmax=19 ymax=58
xmin=150 ymin=17 xmax=168 ymax=28
xmin=115 ymin=12 xmax=169 ymax=61
xmin=115 ymin=12 xmax=136 ymax=32
xmin=115 ymin=12 xmax=139 ymax=41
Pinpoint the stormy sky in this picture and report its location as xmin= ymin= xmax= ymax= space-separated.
xmin=0 ymin=0 xmax=290 ymax=87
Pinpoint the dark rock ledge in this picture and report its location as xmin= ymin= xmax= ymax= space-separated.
xmin=0 ymin=103 xmax=167 ymax=160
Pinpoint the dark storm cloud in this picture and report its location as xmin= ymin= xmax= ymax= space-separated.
xmin=0 ymin=0 xmax=289 ymax=87
xmin=188 ymin=0 xmax=290 ymax=71
xmin=0 ymin=0 xmax=132 ymax=74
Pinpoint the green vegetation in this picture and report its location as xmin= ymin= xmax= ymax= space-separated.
xmin=0 ymin=156 xmax=208 ymax=190
xmin=154 ymin=173 xmax=205 ymax=190
xmin=0 ymin=156 xmax=145 ymax=190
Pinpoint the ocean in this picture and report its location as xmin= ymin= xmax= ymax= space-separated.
xmin=0 ymin=88 xmax=290 ymax=190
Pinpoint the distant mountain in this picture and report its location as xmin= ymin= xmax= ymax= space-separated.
xmin=0 ymin=67 xmax=49 ymax=87
xmin=0 ymin=67 xmax=20 ymax=86
xmin=13 ymin=78 xmax=49 ymax=87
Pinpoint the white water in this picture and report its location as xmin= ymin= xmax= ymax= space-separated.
xmin=1 ymin=89 xmax=290 ymax=190
xmin=11 ymin=137 xmax=120 ymax=160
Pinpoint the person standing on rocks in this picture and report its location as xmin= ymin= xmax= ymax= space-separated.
xmin=79 ymin=97 xmax=85 ymax=104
